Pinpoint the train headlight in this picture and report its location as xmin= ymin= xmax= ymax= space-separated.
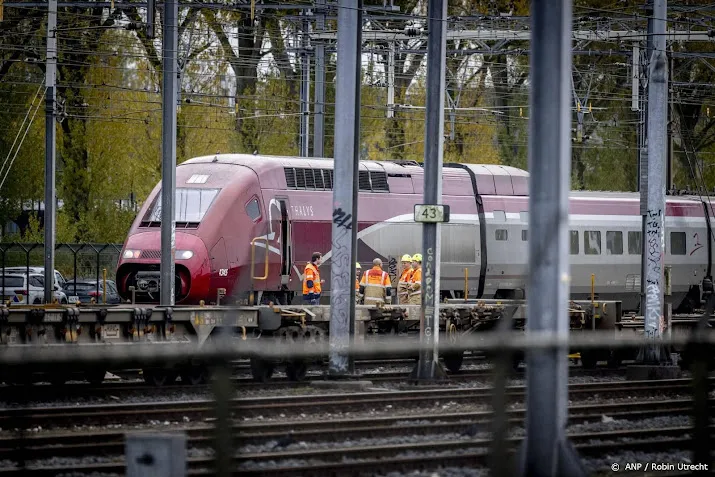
xmin=177 ymin=250 xmax=194 ymax=260
xmin=123 ymin=249 xmax=141 ymax=259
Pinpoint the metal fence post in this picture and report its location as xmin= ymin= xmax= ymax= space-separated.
xmin=125 ymin=433 xmax=186 ymax=477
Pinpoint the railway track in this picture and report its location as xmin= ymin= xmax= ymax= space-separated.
xmin=0 ymin=397 xmax=709 ymax=462
xmin=0 ymin=366 xmax=628 ymax=403
xmin=0 ymin=421 xmax=708 ymax=476
xmin=0 ymin=377 xmax=710 ymax=428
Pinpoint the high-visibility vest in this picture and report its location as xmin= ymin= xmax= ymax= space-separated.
xmin=409 ymin=267 xmax=422 ymax=296
xmin=398 ymin=268 xmax=413 ymax=297
xmin=360 ymin=266 xmax=391 ymax=304
xmin=303 ymin=263 xmax=321 ymax=296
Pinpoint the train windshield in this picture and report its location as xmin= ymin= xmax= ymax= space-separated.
xmin=144 ymin=188 xmax=220 ymax=224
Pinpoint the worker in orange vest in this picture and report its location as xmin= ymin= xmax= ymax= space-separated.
xmin=359 ymin=258 xmax=392 ymax=305
xmin=302 ymin=252 xmax=324 ymax=305
xmin=355 ymin=262 xmax=363 ymax=304
xmin=408 ymin=253 xmax=422 ymax=305
xmin=397 ymin=254 xmax=414 ymax=304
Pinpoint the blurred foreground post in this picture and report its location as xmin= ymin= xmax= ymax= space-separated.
xmin=519 ymin=0 xmax=586 ymax=475
xmin=125 ymin=433 xmax=186 ymax=477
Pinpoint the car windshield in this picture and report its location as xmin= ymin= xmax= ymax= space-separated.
xmin=67 ymin=283 xmax=99 ymax=292
xmin=0 ymin=276 xmax=24 ymax=288
xmin=144 ymin=188 xmax=220 ymax=223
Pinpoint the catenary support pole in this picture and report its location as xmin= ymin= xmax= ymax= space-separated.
xmin=409 ymin=0 xmax=448 ymax=382
xmin=328 ymin=0 xmax=362 ymax=376
xmin=313 ymin=0 xmax=325 ymax=157
xmin=43 ymin=0 xmax=57 ymax=304
xmin=642 ymin=0 xmax=668 ymax=361
xmin=639 ymin=0 xmax=654 ymax=320
xmin=387 ymin=41 xmax=395 ymax=118
xmin=667 ymin=53 xmax=674 ymax=191
xmin=518 ymin=0 xmax=586 ymax=475
xmin=160 ymin=0 xmax=178 ymax=307
xmin=300 ymin=15 xmax=311 ymax=157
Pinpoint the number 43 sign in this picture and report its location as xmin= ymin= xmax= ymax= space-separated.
xmin=414 ymin=204 xmax=450 ymax=223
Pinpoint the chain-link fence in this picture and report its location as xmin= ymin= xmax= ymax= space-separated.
xmin=0 ymin=243 xmax=123 ymax=296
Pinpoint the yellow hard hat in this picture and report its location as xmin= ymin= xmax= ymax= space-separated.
xmin=356 ymin=262 xmax=361 ymax=269
xmin=401 ymin=254 xmax=412 ymax=262
xmin=412 ymin=253 xmax=422 ymax=262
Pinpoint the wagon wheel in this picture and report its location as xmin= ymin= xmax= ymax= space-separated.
xmin=85 ymin=369 xmax=106 ymax=385
xmin=580 ymin=350 xmax=599 ymax=369
xmin=250 ymin=357 xmax=275 ymax=382
xmin=442 ymin=323 xmax=464 ymax=373
xmin=302 ymin=325 xmax=327 ymax=365
xmin=143 ymin=368 xmax=178 ymax=387
xmin=280 ymin=326 xmax=309 ymax=382
xmin=180 ymin=366 xmax=208 ymax=385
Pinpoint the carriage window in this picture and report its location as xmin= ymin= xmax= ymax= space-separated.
xmin=570 ymin=230 xmax=579 ymax=254
xmin=521 ymin=230 xmax=527 ymax=241
xmin=628 ymin=231 xmax=642 ymax=254
xmin=584 ymin=231 xmax=601 ymax=255
xmin=606 ymin=231 xmax=623 ymax=255
xmin=245 ymin=198 xmax=261 ymax=222
xmin=495 ymin=229 xmax=508 ymax=241
xmin=671 ymin=231 xmax=686 ymax=255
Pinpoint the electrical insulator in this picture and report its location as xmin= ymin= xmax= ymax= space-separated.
xmin=589 ymin=102 xmax=592 ymax=113
xmin=519 ymin=107 xmax=523 ymax=117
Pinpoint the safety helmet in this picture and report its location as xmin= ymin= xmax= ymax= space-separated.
xmin=412 ymin=253 xmax=422 ymax=262
xmin=356 ymin=262 xmax=361 ymax=269
xmin=401 ymin=254 xmax=412 ymax=262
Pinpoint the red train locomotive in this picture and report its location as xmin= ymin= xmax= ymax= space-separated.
xmin=116 ymin=153 xmax=715 ymax=312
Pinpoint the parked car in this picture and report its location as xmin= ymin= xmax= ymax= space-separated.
xmin=65 ymin=279 xmax=122 ymax=304
xmin=0 ymin=273 xmax=68 ymax=305
xmin=0 ymin=267 xmax=68 ymax=295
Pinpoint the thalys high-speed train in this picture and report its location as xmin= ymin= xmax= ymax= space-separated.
xmin=116 ymin=154 xmax=715 ymax=312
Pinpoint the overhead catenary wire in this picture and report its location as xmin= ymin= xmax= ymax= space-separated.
xmin=0 ymin=85 xmax=46 ymax=193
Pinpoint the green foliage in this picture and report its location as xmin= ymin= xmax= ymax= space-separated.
xmin=5 ymin=2 xmax=715 ymax=247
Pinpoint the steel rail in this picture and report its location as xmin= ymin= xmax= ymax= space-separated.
xmin=0 ymin=426 xmax=707 ymax=476
xmin=0 ymin=398 xmax=709 ymax=462
xmin=0 ymin=378 xmax=710 ymax=427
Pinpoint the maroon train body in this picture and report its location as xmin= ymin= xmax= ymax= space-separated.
xmin=116 ymin=154 xmax=715 ymax=312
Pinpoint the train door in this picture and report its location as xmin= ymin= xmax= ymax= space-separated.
xmin=277 ymin=198 xmax=292 ymax=287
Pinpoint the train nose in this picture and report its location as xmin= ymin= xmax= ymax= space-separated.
xmin=117 ymin=232 xmax=210 ymax=303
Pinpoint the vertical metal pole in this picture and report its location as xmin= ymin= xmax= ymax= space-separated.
xmin=642 ymin=0 xmax=668 ymax=360
xmin=160 ymin=0 xmax=178 ymax=307
xmin=639 ymin=0 xmax=654 ymax=315
xmin=519 ymin=0 xmax=586 ymax=475
xmin=43 ymin=0 xmax=57 ymax=304
xmin=313 ymin=0 xmax=325 ymax=157
xmin=667 ymin=53 xmax=674 ymax=191
xmin=328 ymin=0 xmax=362 ymax=376
xmin=410 ymin=0 xmax=448 ymax=382
xmin=631 ymin=44 xmax=639 ymax=112
xmin=387 ymin=41 xmax=395 ymax=119
xmin=300 ymin=15 xmax=311 ymax=158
